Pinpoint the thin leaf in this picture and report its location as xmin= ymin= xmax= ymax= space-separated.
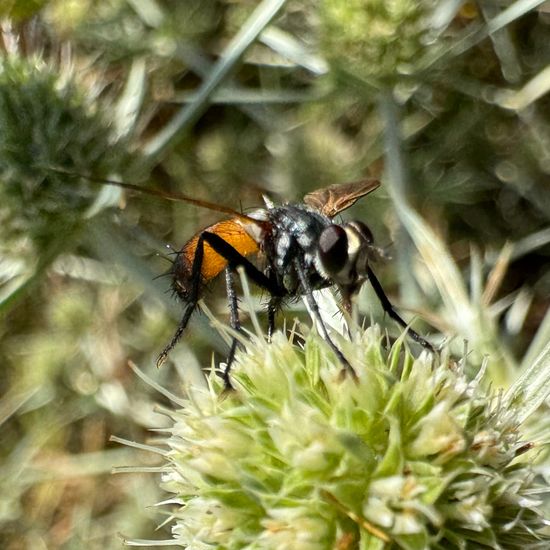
xmin=424 ymin=0 xmax=546 ymax=69
xmin=172 ymin=87 xmax=319 ymax=105
xmin=521 ymin=306 xmax=550 ymax=373
xmin=143 ymin=0 xmax=287 ymax=160
xmin=506 ymin=339 xmax=550 ymax=424
xmin=381 ymin=93 xmax=471 ymax=319
xmin=260 ymin=26 xmax=328 ymax=75
xmin=114 ymin=57 xmax=147 ymax=139
xmin=495 ymin=64 xmax=550 ymax=111
xmin=482 ymin=242 xmax=513 ymax=306
xmin=128 ymin=361 xmax=188 ymax=408
xmin=478 ymin=0 xmax=522 ymax=84
xmin=0 ymin=387 xmax=39 ymax=427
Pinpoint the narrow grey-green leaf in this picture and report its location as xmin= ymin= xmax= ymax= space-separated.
xmin=506 ymin=339 xmax=550 ymax=424
xmin=143 ymin=0 xmax=287 ymax=160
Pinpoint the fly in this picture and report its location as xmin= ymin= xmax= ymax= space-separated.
xmin=54 ymin=169 xmax=434 ymax=387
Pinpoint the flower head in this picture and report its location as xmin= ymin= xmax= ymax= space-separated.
xmin=158 ymin=327 xmax=549 ymax=548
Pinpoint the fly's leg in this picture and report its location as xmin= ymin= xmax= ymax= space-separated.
xmin=264 ymin=265 xmax=281 ymax=343
xmin=157 ymin=227 xmax=282 ymax=372
xmin=201 ymin=231 xmax=285 ymax=388
xmin=294 ymin=257 xmax=358 ymax=381
xmin=267 ymin=296 xmax=281 ymax=343
xmin=202 ymin=232 xmax=283 ymax=296
xmin=366 ymin=266 xmax=435 ymax=354
xmin=156 ymin=235 xmax=206 ymax=368
xmin=222 ymin=268 xmax=243 ymax=390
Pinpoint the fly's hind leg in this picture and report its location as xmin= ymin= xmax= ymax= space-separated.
xmin=156 ymin=235 xmax=206 ymax=368
xmin=222 ymin=267 xmax=243 ymax=390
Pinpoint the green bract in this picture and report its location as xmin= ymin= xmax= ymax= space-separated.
xmin=159 ymin=328 xmax=549 ymax=549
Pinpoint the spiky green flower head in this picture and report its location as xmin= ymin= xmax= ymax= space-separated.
xmin=0 ymin=56 xmax=129 ymax=258
xmin=320 ymin=0 xmax=440 ymax=85
xmin=159 ymin=327 xmax=549 ymax=549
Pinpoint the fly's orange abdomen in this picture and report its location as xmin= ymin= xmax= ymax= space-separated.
xmin=190 ymin=219 xmax=259 ymax=280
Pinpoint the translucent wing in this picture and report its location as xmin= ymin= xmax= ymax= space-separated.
xmin=50 ymin=167 xmax=264 ymax=226
xmin=303 ymin=178 xmax=380 ymax=218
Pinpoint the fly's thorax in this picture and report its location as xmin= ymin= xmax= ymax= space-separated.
xmin=265 ymin=204 xmax=333 ymax=293
xmin=268 ymin=204 xmax=332 ymax=266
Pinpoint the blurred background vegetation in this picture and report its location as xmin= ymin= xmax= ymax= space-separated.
xmin=1 ymin=0 xmax=550 ymax=547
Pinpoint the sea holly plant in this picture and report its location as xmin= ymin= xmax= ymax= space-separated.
xmin=122 ymin=319 xmax=550 ymax=549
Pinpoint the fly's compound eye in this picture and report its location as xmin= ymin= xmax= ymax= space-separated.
xmin=346 ymin=220 xmax=373 ymax=244
xmin=318 ymin=225 xmax=348 ymax=276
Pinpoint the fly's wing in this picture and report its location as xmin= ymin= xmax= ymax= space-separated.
xmin=49 ymin=166 xmax=267 ymax=227
xmin=303 ymin=178 xmax=380 ymax=218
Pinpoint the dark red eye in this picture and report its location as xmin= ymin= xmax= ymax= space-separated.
xmin=318 ymin=225 xmax=348 ymax=275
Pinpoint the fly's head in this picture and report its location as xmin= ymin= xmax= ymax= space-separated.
xmin=316 ymin=220 xmax=385 ymax=311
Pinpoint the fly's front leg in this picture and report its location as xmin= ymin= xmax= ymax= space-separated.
xmin=366 ymin=266 xmax=435 ymax=354
xmin=294 ymin=257 xmax=357 ymax=381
